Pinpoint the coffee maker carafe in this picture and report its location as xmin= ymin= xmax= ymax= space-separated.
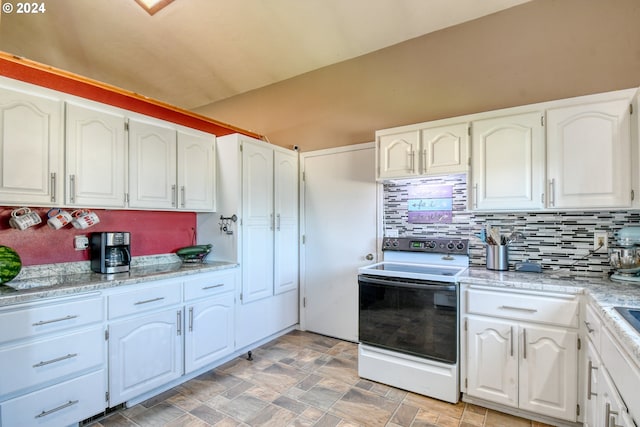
xmin=90 ymin=232 xmax=131 ymax=274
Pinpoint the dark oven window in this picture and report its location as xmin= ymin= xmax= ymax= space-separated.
xmin=358 ymin=276 xmax=457 ymax=364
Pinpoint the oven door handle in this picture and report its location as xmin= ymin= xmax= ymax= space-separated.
xmin=359 ymin=276 xmax=456 ymax=291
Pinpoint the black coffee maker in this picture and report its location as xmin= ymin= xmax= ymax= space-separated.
xmin=90 ymin=232 xmax=131 ymax=273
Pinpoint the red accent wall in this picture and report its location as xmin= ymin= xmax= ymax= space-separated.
xmin=0 ymin=207 xmax=196 ymax=266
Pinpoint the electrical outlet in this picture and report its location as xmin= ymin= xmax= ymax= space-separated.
xmin=74 ymin=235 xmax=89 ymax=251
xmin=594 ymin=231 xmax=608 ymax=251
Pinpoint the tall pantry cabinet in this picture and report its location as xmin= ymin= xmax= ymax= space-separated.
xmin=212 ymin=134 xmax=299 ymax=349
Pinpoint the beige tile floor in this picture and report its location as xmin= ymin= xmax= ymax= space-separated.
xmin=88 ymin=330 xmax=553 ymax=427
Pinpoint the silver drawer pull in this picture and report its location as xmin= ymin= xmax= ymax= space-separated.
xmin=584 ymin=320 xmax=595 ymax=333
xmin=134 ymin=297 xmax=165 ymax=305
xmin=35 ymin=400 xmax=79 ymax=418
xmin=33 ymin=353 xmax=78 ymax=368
xmin=499 ymin=305 xmax=538 ymax=313
xmin=202 ymin=284 xmax=224 ymax=290
xmin=32 ymin=315 xmax=78 ymax=326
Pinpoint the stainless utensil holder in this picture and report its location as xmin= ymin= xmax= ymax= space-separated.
xmin=486 ymin=245 xmax=509 ymax=271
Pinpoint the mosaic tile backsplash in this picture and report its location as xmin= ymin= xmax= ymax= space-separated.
xmin=383 ymin=174 xmax=640 ymax=276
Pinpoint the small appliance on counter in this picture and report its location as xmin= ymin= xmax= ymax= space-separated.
xmin=609 ymin=227 xmax=640 ymax=283
xmin=90 ymin=232 xmax=131 ymax=274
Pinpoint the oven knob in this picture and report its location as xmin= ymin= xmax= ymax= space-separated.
xmin=456 ymin=242 xmax=465 ymax=250
xmin=384 ymin=240 xmax=391 ymax=247
xmin=392 ymin=240 xmax=399 ymax=247
xmin=428 ymin=241 xmax=436 ymax=249
xmin=446 ymin=242 xmax=455 ymax=250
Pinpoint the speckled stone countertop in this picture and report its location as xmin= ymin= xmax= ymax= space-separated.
xmin=0 ymin=254 xmax=238 ymax=307
xmin=460 ymin=267 xmax=640 ymax=369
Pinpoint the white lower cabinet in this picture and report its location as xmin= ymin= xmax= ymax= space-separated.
xmin=108 ymin=307 xmax=183 ymax=406
xmin=462 ymin=284 xmax=580 ymax=423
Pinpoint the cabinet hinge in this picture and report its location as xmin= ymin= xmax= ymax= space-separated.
xmin=630 ymin=103 xmax=633 ymax=115
xmin=124 ymin=121 xmax=129 ymax=132
xmin=467 ymin=125 xmax=471 ymax=136
xmin=240 ymin=292 xmax=243 ymax=301
xmin=465 ymin=378 xmax=468 ymax=388
xmin=106 ymin=391 xmax=109 ymax=402
xmin=240 ymin=143 xmax=243 ymax=152
xmin=632 ymin=189 xmax=635 ymax=201
xmin=541 ymin=115 xmax=545 ymax=126
xmin=576 ymin=404 xmax=580 ymax=416
xmin=464 ymin=318 xmax=467 ymax=331
xmin=105 ymin=329 xmax=109 ymax=341
xmin=302 ymin=234 xmax=306 ymax=244
xmin=302 ymin=171 xmax=306 ymax=181
xmin=303 ymin=297 xmax=306 ymax=308
xmin=577 ymin=337 xmax=581 ymax=350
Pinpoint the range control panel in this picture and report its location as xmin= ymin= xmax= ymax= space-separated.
xmin=382 ymin=237 xmax=468 ymax=254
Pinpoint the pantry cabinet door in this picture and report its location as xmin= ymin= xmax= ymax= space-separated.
xmin=177 ymin=128 xmax=215 ymax=211
xmin=0 ymin=86 xmax=63 ymax=206
xmin=65 ymin=103 xmax=126 ymax=207
xmin=471 ymin=112 xmax=545 ymax=210
xmin=377 ymin=130 xmax=420 ymax=179
xmin=519 ymin=324 xmax=578 ymax=422
xmin=273 ymin=149 xmax=298 ymax=295
xmin=128 ymin=119 xmax=177 ymax=209
xmin=241 ymin=140 xmax=274 ymax=303
xmin=547 ymin=98 xmax=631 ymax=209
xmin=466 ymin=316 xmax=518 ymax=408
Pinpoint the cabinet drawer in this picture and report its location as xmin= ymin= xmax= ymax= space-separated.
xmin=584 ymin=303 xmax=602 ymax=352
xmin=0 ymin=327 xmax=104 ymax=397
xmin=0 ymin=370 xmax=105 ymax=427
xmin=108 ymin=280 xmax=181 ymax=319
xmin=0 ymin=295 xmax=103 ymax=344
xmin=465 ymin=286 xmax=579 ymax=328
xmin=184 ymin=270 xmax=236 ymax=301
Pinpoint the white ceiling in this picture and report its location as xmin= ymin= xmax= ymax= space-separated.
xmin=0 ymin=0 xmax=530 ymax=110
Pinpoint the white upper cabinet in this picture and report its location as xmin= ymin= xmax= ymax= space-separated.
xmin=128 ymin=118 xmax=177 ymax=210
xmin=0 ymin=84 xmax=63 ymax=206
xmin=546 ymin=98 xmax=632 ymax=209
xmin=176 ymin=128 xmax=215 ymax=211
xmin=65 ymin=102 xmax=127 ymax=208
xmin=377 ymin=130 xmax=420 ymax=178
xmin=421 ymin=123 xmax=469 ymax=176
xmin=376 ymin=123 xmax=468 ymax=179
xmin=471 ymin=112 xmax=545 ymax=211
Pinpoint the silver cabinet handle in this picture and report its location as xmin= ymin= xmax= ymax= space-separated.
xmin=189 ymin=307 xmax=194 ymax=332
xmin=605 ymin=403 xmax=619 ymax=427
xmin=181 ymin=186 xmax=186 ymax=207
xmin=510 ymin=326 xmax=514 ymax=357
xmin=134 ymin=297 xmax=164 ymax=305
xmin=365 ymin=253 xmax=374 ymax=261
xmin=473 ymin=184 xmax=478 ymax=209
xmin=500 ymin=305 xmax=538 ymax=313
xmin=422 ymin=149 xmax=427 ymax=172
xmin=33 ymin=353 xmax=78 ymax=368
xmin=276 ymin=213 xmax=281 ymax=231
xmin=50 ymin=172 xmax=56 ymax=202
xmin=584 ymin=320 xmax=595 ymax=334
xmin=548 ymin=178 xmax=555 ymax=207
xmin=69 ymin=174 xmax=76 ymax=203
xmin=202 ymin=283 xmax=224 ymax=290
xmin=177 ymin=310 xmax=182 ymax=336
xmin=171 ymin=184 xmax=177 ymax=207
xmin=270 ymin=213 xmax=274 ymax=230
xmin=523 ymin=328 xmax=527 ymax=359
xmin=587 ymin=360 xmax=598 ymax=400
xmin=32 ymin=315 xmax=78 ymax=326
xmin=408 ymin=151 xmax=415 ymax=172
xmin=35 ymin=400 xmax=79 ymax=419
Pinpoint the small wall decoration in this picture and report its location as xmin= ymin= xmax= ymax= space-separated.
xmin=407 ymin=184 xmax=453 ymax=223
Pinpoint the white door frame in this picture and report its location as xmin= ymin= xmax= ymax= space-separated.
xmin=298 ymin=142 xmax=383 ymax=334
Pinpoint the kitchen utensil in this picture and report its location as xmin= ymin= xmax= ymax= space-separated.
xmin=609 ymin=246 xmax=640 ymax=275
xmin=176 ymin=244 xmax=212 ymax=263
xmin=9 ymin=207 xmax=42 ymax=230
xmin=486 ymin=245 xmax=508 ymax=271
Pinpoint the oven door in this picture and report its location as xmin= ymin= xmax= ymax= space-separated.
xmin=358 ymin=274 xmax=458 ymax=364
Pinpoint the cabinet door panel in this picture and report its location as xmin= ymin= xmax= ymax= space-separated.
xmin=241 ymin=141 xmax=274 ymax=303
xmin=547 ymin=99 xmax=631 ymax=208
xmin=65 ymin=103 xmax=126 ymax=207
xmin=274 ymin=150 xmax=298 ymax=295
xmin=471 ymin=112 xmax=544 ymax=210
xmin=185 ymin=293 xmax=234 ymax=373
xmin=421 ymin=123 xmax=468 ymax=175
xmin=108 ymin=309 xmax=182 ymax=406
xmin=128 ymin=119 xmax=177 ymax=209
xmin=519 ymin=324 xmax=578 ymax=421
xmin=377 ymin=131 xmax=419 ymax=178
xmin=177 ymin=129 xmax=215 ymax=211
xmin=466 ymin=317 xmax=518 ymax=407
xmin=0 ymin=87 xmax=62 ymax=205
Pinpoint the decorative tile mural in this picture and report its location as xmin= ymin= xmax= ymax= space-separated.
xmin=383 ymin=174 xmax=640 ymax=276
